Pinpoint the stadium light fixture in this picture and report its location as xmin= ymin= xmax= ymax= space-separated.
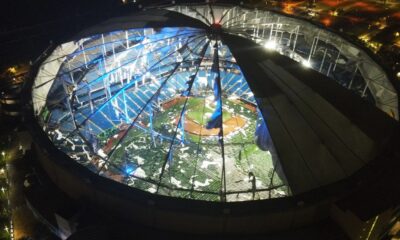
xmin=302 ymin=60 xmax=312 ymax=68
xmin=264 ymin=40 xmax=277 ymax=50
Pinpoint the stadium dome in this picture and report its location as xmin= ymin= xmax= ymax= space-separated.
xmin=33 ymin=19 xmax=289 ymax=202
xmin=27 ymin=3 xmax=399 ymax=234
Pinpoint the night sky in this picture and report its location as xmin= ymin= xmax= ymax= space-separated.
xmin=0 ymin=0 xmax=123 ymax=68
xmin=0 ymin=0 xmax=223 ymax=68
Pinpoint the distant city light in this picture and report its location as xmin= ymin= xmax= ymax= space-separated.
xmin=7 ymin=67 xmax=17 ymax=74
xmin=308 ymin=11 xmax=316 ymax=17
xmin=321 ymin=17 xmax=332 ymax=27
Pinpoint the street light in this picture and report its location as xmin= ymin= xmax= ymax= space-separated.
xmin=1 ymin=151 xmax=4 ymax=157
